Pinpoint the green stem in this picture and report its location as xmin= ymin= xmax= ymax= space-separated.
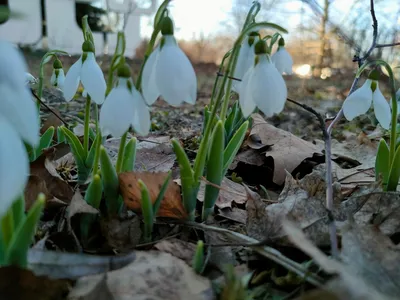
xmin=94 ymin=104 xmax=99 ymax=133
xmin=83 ymin=96 xmax=91 ymax=155
xmin=115 ymin=132 xmax=128 ymax=173
xmin=208 ymin=49 xmax=232 ymax=110
xmin=92 ymin=129 xmax=102 ymax=176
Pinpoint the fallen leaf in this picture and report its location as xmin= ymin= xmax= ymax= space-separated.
xmin=26 ymin=155 xmax=74 ymax=210
xmin=154 ymin=238 xmax=197 ymax=265
xmin=0 ymin=266 xmax=70 ymax=300
xmin=67 ymin=190 xmax=99 ymax=223
xmin=67 ymin=274 xmax=114 ymax=300
xmin=282 ymin=220 xmax=393 ymax=300
xmin=68 ymin=251 xmax=214 ymax=300
xmin=28 ymin=249 xmax=136 ymax=280
xmin=217 ymin=207 xmax=247 ymax=224
xmin=246 ymin=113 xmax=322 ymax=185
xmin=100 ymin=215 xmax=142 ymax=251
xmin=340 ymin=221 xmax=400 ymax=297
xmin=197 ymin=177 xmax=247 ymax=209
xmin=119 ymin=171 xmax=187 ymax=219
xmin=40 ymin=109 xmax=63 ymax=140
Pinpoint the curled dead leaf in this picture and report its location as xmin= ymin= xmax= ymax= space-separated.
xmin=119 ymin=172 xmax=187 ymax=219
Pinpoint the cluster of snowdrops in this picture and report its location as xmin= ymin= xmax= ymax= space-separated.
xmin=1 ymin=0 xmax=399 ymax=268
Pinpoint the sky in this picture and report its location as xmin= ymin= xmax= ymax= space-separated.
xmin=139 ymin=0 xmax=354 ymax=40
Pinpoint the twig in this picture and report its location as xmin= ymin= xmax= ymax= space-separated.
xmin=375 ymin=42 xmax=400 ymax=48
xmin=30 ymin=89 xmax=69 ymax=127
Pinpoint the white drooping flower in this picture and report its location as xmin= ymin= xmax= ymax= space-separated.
xmin=234 ymin=32 xmax=259 ymax=82
xmin=63 ymin=41 xmax=106 ymax=104
xmin=50 ymin=58 xmax=65 ymax=89
xmin=142 ymin=17 xmax=197 ymax=106
xmin=0 ymin=41 xmax=39 ymax=146
xmin=271 ymin=38 xmax=293 ymax=75
xmin=0 ymin=41 xmax=39 ymax=217
xmin=25 ymin=72 xmax=37 ymax=85
xmin=238 ymin=39 xmax=287 ymax=118
xmin=342 ymin=71 xmax=391 ymax=129
xmin=100 ymin=65 xmax=150 ymax=137
xmin=0 ymin=116 xmax=29 ymax=217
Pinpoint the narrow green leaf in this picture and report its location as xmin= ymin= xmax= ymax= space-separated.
xmin=61 ymin=126 xmax=90 ymax=183
xmin=57 ymin=126 xmax=66 ymax=143
xmin=139 ymin=180 xmax=154 ymax=243
xmin=11 ymin=195 xmax=26 ymax=230
xmin=224 ymin=101 xmax=239 ymax=139
xmin=375 ymin=139 xmax=390 ymax=185
xmin=223 ymin=121 xmax=249 ymax=174
xmin=86 ymin=133 xmax=100 ymax=169
xmin=121 ymin=137 xmax=137 ymax=172
xmin=153 ymin=171 xmax=172 ymax=216
xmin=100 ymin=146 xmax=121 ymax=215
xmin=85 ymin=174 xmax=103 ymax=209
xmin=1 ymin=208 xmax=14 ymax=248
xmin=387 ymin=144 xmax=400 ymax=191
xmin=5 ymin=194 xmax=45 ymax=268
xmin=203 ymin=121 xmax=224 ymax=220
xmin=34 ymin=126 xmax=55 ymax=160
xmin=192 ymin=240 xmax=205 ymax=274
xmin=171 ymin=139 xmax=197 ymax=220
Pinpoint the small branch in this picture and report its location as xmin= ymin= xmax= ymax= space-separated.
xmin=376 ymin=42 xmax=400 ymax=48
xmin=30 ymin=89 xmax=69 ymax=127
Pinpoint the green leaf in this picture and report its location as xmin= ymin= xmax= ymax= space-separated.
xmin=5 ymin=194 xmax=45 ymax=268
xmin=57 ymin=126 xmax=66 ymax=143
xmin=121 ymin=137 xmax=137 ymax=172
xmin=61 ymin=126 xmax=90 ymax=183
xmin=171 ymin=139 xmax=197 ymax=220
xmin=387 ymin=144 xmax=400 ymax=191
xmin=203 ymin=121 xmax=224 ymax=221
xmin=100 ymin=146 xmax=121 ymax=215
xmin=85 ymin=174 xmax=103 ymax=209
xmin=153 ymin=0 xmax=170 ymax=29
xmin=35 ymin=126 xmax=55 ymax=159
xmin=153 ymin=171 xmax=172 ymax=217
xmin=192 ymin=240 xmax=205 ymax=274
xmin=86 ymin=133 xmax=100 ymax=169
xmin=224 ymin=101 xmax=238 ymax=140
xmin=223 ymin=121 xmax=249 ymax=174
xmin=11 ymin=195 xmax=26 ymax=230
xmin=139 ymin=180 xmax=154 ymax=243
xmin=375 ymin=139 xmax=390 ymax=186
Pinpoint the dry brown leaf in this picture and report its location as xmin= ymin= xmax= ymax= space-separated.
xmin=67 ymin=191 xmax=99 ymax=222
xmin=0 ymin=266 xmax=70 ymax=300
xmin=68 ymin=251 xmax=213 ymax=300
xmin=154 ymin=238 xmax=197 ymax=265
xmin=26 ymin=155 xmax=74 ymax=210
xmin=217 ymin=207 xmax=247 ymax=224
xmin=282 ymin=220 xmax=394 ymax=300
xmin=340 ymin=221 xmax=400 ymax=297
xmin=119 ymin=171 xmax=187 ymax=219
xmin=246 ymin=169 xmax=344 ymax=247
xmin=197 ymin=177 xmax=247 ymax=209
xmin=100 ymin=216 xmax=142 ymax=251
xmin=249 ymin=113 xmax=322 ymax=185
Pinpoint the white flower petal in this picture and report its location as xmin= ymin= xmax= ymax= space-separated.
xmin=238 ymin=68 xmax=256 ymax=117
xmin=56 ymin=69 xmax=65 ymax=89
xmin=63 ymin=57 xmax=82 ymax=102
xmin=0 ymin=41 xmax=30 ymax=88
xmin=26 ymin=72 xmax=37 ymax=85
xmin=234 ymin=38 xmax=252 ymax=80
xmin=81 ymin=53 xmax=106 ymax=105
xmin=155 ymin=35 xmax=197 ymax=106
xmin=100 ymin=81 xmax=134 ymax=137
xmin=342 ymin=80 xmax=373 ymax=121
xmin=373 ymin=88 xmax=391 ymax=130
xmin=271 ymin=47 xmax=293 ymax=74
xmin=142 ymin=46 xmax=161 ymax=105
xmin=0 ymin=116 xmax=29 ymax=218
xmin=251 ymin=57 xmax=287 ymax=117
xmin=132 ymin=88 xmax=151 ymax=136
xmin=0 ymin=82 xmax=40 ymax=146
xmin=50 ymin=70 xmax=57 ymax=86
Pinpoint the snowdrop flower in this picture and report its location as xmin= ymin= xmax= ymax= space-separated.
xmin=342 ymin=70 xmax=391 ymax=129
xmin=63 ymin=41 xmax=106 ymax=104
xmin=100 ymin=64 xmax=150 ymax=137
xmin=238 ymin=39 xmax=287 ymax=118
xmin=142 ymin=16 xmax=197 ymax=106
xmin=271 ymin=38 xmax=293 ymax=75
xmin=25 ymin=72 xmax=37 ymax=85
xmin=0 ymin=41 xmax=39 ymax=146
xmin=50 ymin=58 xmax=65 ymax=89
xmin=234 ymin=32 xmax=259 ymax=82
xmin=0 ymin=116 xmax=29 ymax=217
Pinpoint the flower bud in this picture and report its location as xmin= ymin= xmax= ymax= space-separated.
xmin=53 ymin=58 xmax=63 ymax=70
xmin=160 ymin=16 xmax=174 ymax=35
xmin=278 ymin=37 xmax=285 ymax=47
xmin=82 ymin=40 xmax=95 ymax=53
xmin=254 ymin=39 xmax=268 ymax=55
xmin=117 ymin=64 xmax=131 ymax=78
